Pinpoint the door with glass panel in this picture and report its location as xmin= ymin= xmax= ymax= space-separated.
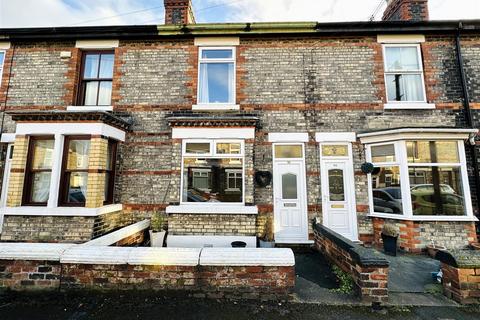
xmin=273 ymin=144 xmax=308 ymax=243
xmin=320 ymin=143 xmax=358 ymax=241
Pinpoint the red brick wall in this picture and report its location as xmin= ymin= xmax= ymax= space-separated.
xmin=0 ymin=260 xmax=61 ymax=290
xmin=442 ymin=263 xmax=480 ymax=304
xmin=113 ymin=229 xmax=146 ymax=246
xmin=0 ymin=259 xmax=294 ymax=300
xmin=313 ymin=228 xmax=389 ymax=303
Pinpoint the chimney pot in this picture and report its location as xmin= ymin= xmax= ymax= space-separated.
xmin=382 ymin=0 xmax=429 ymax=21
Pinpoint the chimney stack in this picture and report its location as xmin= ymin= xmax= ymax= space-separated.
xmin=382 ymin=0 xmax=429 ymax=21
xmin=164 ymin=0 xmax=195 ymax=25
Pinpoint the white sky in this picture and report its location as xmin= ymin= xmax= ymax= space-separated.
xmin=0 ymin=0 xmax=479 ymax=28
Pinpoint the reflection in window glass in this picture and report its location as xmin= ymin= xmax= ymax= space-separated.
xmin=217 ymin=143 xmax=241 ymax=154
xmin=409 ymin=166 xmax=465 ymax=216
xmin=322 ymin=145 xmax=348 ymax=157
xmin=198 ymin=62 xmax=234 ymax=104
xmin=182 ymin=158 xmax=243 ymax=203
xmin=328 ymin=169 xmax=345 ymax=201
xmin=385 ymin=47 xmax=421 ymax=71
xmin=282 ymin=173 xmax=297 ymax=199
xmin=26 ymin=138 xmax=55 ymax=204
xmin=202 ymin=50 xmax=233 ymax=59
xmin=372 ymin=166 xmax=403 ymax=214
xmin=185 ymin=143 xmax=210 ymax=154
xmin=371 ymin=144 xmax=395 ymax=163
xmin=407 ymin=141 xmax=459 ymax=163
xmin=275 ymin=145 xmax=303 ymax=158
xmin=64 ymin=139 xmax=90 ymax=204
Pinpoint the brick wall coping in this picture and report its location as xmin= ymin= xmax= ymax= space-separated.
xmin=0 ymin=243 xmax=75 ymax=261
xmin=314 ymin=223 xmax=389 ymax=268
xmin=436 ymin=250 xmax=480 ymax=269
xmin=199 ymin=248 xmax=295 ymax=266
xmin=82 ymin=220 xmax=150 ymax=247
xmin=0 ymin=243 xmax=295 ymax=268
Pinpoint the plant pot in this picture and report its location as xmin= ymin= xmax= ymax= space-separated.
xmin=259 ymin=239 xmax=275 ymax=248
xmin=426 ymin=245 xmax=446 ymax=259
xmin=381 ymin=233 xmax=398 ymax=256
xmin=149 ymin=230 xmax=166 ymax=247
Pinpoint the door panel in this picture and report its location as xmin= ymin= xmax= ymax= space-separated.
xmin=273 ymin=160 xmax=308 ymax=242
xmin=321 ymin=159 xmax=357 ymax=240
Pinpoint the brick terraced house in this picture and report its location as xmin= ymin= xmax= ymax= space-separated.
xmin=0 ymin=0 xmax=479 ymax=252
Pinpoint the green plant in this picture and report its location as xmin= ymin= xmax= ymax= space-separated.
xmin=331 ymin=265 xmax=354 ymax=294
xmin=381 ymin=223 xmax=399 ymax=237
xmin=151 ymin=212 xmax=167 ymax=232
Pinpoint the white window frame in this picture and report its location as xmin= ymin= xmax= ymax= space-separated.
xmin=194 ymin=46 xmax=238 ymax=110
xmin=366 ymin=139 xmax=475 ymax=221
xmin=180 ymin=139 xmax=245 ymax=205
xmin=0 ymin=50 xmax=5 ymax=87
xmin=382 ymin=43 xmax=433 ymax=109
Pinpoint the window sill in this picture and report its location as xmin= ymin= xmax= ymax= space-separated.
xmin=192 ymin=104 xmax=240 ymax=111
xmin=67 ymin=106 xmax=113 ymax=112
xmin=383 ymin=103 xmax=436 ymax=110
xmin=166 ymin=204 xmax=258 ymax=215
xmin=368 ymin=213 xmax=479 ymax=222
xmin=0 ymin=204 xmax=122 ymax=217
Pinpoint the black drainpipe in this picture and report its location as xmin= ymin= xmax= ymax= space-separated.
xmin=455 ymin=22 xmax=480 ymax=221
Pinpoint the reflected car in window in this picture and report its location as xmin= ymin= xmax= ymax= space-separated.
xmin=373 ymin=188 xmax=403 ymax=214
xmin=410 ymin=184 xmax=455 ymax=194
xmin=411 ymin=192 xmax=465 ymax=216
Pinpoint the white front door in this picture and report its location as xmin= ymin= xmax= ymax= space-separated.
xmin=320 ymin=144 xmax=358 ymax=241
xmin=273 ymin=144 xmax=308 ymax=243
xmin=0 ymin=144 xmax=13 ymax=233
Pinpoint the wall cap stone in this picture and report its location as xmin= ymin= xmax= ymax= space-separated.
xmin=128 ymin=247 xmax=201 ymax=266
xmin=0 ymin=243 xmax=75 ymax=261
xmin=314 ymin=223 xmax=389 ymax=267
xmin=200 ymin=248 xmax=295 ymax=266
xmin=82 ymin=220 xmax=150 ymax=247
xmin=437 ymin=250 xmax=480 ymax=269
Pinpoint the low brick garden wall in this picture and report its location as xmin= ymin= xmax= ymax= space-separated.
xmin=0 ymin=244 xmax=295 ymax=300
xmin=437 ymin=250 xmax=480 ymax=304
xmin=313 ymin=223 xmax=389 ymax=304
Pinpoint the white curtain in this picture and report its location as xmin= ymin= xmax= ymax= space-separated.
xmin=199 ymin=64 xmax=209 ymax=104
xmin=228 ymin=63 xmax=234 ymax=104
xmin=402 ymin=74 xmax=423 ymax=101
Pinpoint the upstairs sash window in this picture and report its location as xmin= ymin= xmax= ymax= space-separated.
xmin=78 ymin=51 xmax=114 ymax=106
xmin=383 ymin=44 xmax=426 ymax=103
xmin=198 ymin=48 xmax=235 ymax=105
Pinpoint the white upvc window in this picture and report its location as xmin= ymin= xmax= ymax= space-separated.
xmin=382 ymin=44 xmax=432 ymax=109
xmin=365 ymin=139 xmax=475 ymax=221
xmin=0 ymin=50 xmax=5 ymax=86
xmin=195 ymin=47 xmax=237 ymax=110
xmin=181 ymin=139 xmax=244 ymax=204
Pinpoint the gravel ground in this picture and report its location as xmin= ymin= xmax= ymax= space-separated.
xmin=1 ymin=292 xmax=479 ymax=320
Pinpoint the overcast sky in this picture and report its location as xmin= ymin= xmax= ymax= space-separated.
xmin=0 ymin=0 xmax=479 ymax=28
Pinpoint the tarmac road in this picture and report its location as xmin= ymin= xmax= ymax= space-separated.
xmin=1 ymin=292 xmax=479 ymax=320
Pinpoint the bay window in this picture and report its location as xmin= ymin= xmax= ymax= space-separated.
xmin=23 ymin=137 xmax=55 ymax=206
xmin=182 ymin=140 xmax=244 ymax=204
xmin=197 ymin=47 xmax=235 ymax=106
xmin=366 ymin=138 xmax=473 ymax=220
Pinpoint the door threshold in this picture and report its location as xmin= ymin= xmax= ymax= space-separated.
xmin=275 ymin=240 xmax=314 ymax=244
